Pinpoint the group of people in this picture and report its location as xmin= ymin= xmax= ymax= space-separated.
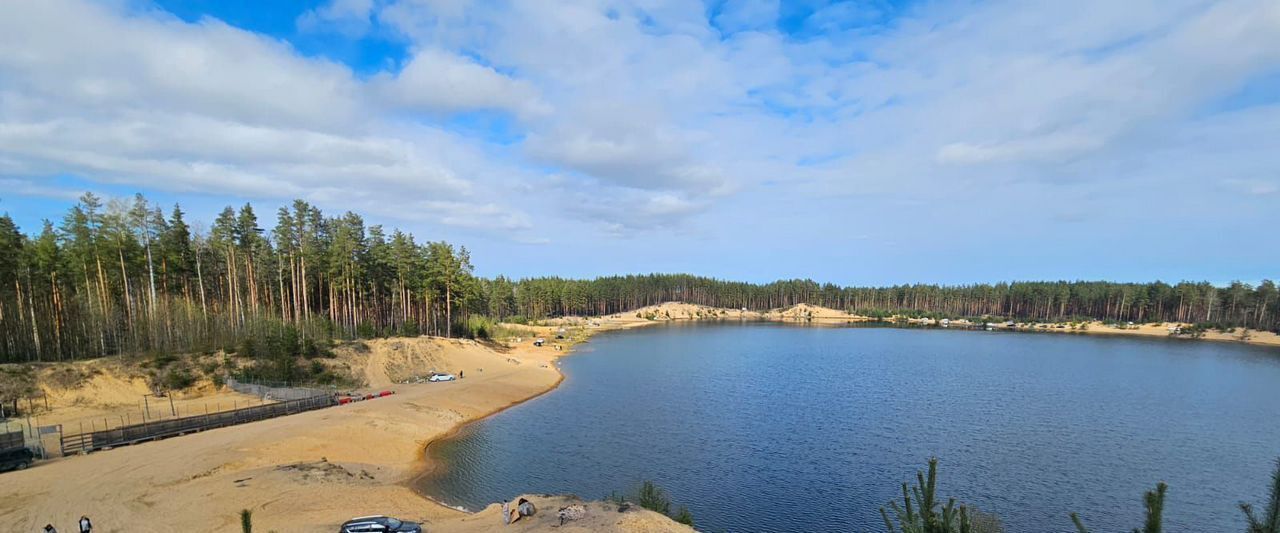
xmin=500 ymin=498 xmax=536 ymax=525
xmin=42 ymin=515 xmax=91 ymax=533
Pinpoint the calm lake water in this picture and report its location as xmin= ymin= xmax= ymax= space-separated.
xmin=418 ymin=323 xmax=1280 ymax=532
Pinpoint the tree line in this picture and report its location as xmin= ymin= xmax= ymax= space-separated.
xmin=2 ymin=194 xmax=1276 ymax=363
xmin=498 ymin=276 xmax=1278 ymax=331
xmin=0 ymin=193 xmax=480 ymax=363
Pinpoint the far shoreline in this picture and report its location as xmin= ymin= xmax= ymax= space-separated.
xmin=555 ymin=302 xmax=1280 ymax=348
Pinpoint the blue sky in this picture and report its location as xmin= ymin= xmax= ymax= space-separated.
xmin=1 ymin=0 xmax=1278 ymax=285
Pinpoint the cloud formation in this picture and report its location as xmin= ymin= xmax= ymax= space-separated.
xmin=2 ymin=0 xmax=1279 ymax=281
xmin=0 ymin=0 xmax=542 ymax=236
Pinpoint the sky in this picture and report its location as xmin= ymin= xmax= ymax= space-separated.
xmin=1 ymin=0 xmax=1278 ymax=286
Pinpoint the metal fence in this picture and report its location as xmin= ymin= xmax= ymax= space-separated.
xmin=2 ymin=420 xmax=60 ymax=458
xmin=225 ymin=377 xmax=334 ymax=401
xmin=0 ymin=430 xmax=22 ymax=452
xmin=60 ymin=393 xmax=336 ymax=456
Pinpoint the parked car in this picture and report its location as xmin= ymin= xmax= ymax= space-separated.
xmin=428 ymin=373 xmax=456 ymax=382
xmin=0 ymin=447 xmax=34 ymax=472
xmin=340 ymin=515 xmax=422 ymax=533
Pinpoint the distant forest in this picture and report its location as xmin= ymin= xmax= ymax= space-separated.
xmin=506 ymin=275 xmax=1278 ymax=329
xmin=1 ymin=194 xmax=1276 ymax=363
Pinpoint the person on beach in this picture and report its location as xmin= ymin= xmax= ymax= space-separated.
xmin=516 ymin=498 xmax=536 ymax=522
xmin=502 ymin=500 xmax=510 ymax=525
xmin=78 ymin=516 xmax=92 ymax=533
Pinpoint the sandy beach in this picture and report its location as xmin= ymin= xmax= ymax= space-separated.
xmin=0 ymin=332 xmax=691 ymax=532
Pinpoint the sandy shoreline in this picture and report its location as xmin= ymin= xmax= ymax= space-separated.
xmin=1 ymin=317 xmax=692 ymax=533
xmin=0 ymin=330 xmax=689 ymax=532
xmin=4 ymin=302 xmax=1273 ymax=532
xmin=606 ymin=302 xmax=1280 ymax=348
xmin=407 ymin=363 xmax=566 ymax=511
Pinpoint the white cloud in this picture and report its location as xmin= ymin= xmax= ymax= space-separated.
xmin=371 ymin=48 xmax=549 ymax=117
xmin=3 ymin=0 xmax=1280 ymax=253
xmin=562 ymin=186 xmax=710 ymax=235
xmin=936 ymin=133 xmax=1106 ymax=166
xmin=713 ymin=0 xmax=780 ymax=33
xmin=0 ymin=0 xmax=364 ymax=131
xmin=297 ymin=0 xmax=377 ymax=36
xmin=523 ymin=104 xmax=727 ymax=193
xmin=0 ymin=0 xmax=545 ymax=242
xmin=0 ymin=179 xmax=83 ymax=201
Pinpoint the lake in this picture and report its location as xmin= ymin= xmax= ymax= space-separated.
xmin=417 ymin=323 xmax=1280 ymax=532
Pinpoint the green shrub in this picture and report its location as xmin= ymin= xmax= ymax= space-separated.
xmin=198 ymin=359 xmax=221 ymax=376
xmin=302 ymin=337 xmax=333 ymax=358
xmin=1071 ymin=482 xmax=1166 ymax=533
xmin=463 ymin=316 xmax=496 ymax=339
xmin=1239 ymin=458 xmax=1280 ymax=533
xmin=240 ymin=509 xmax=252 ymax=533
xmin=162 ymin=368 xmax=197 ymax=391
xmin=673 ymin=506 xmax=694 ymax=527
xmin=238 ymin=337 xmax=259 ymax=358
xmin=270 ymin=326 xmax=300 ymax=358
xmin=637 ymin=480 xmax=671 ymax=515
xmin=152 ymin=352 xmax=179 ymax=367
xmin=397 ymin=321 xmax=421 ymax=337
xmin=880 ymin=458 xmax=974 ymax=533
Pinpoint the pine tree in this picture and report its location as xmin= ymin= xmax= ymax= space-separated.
xmin=1241 ymin=459 xmax=1280 ymax=533
xmin=880 ymin=458 xmax=974 ymax=533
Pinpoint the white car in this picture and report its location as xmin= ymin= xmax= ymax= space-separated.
xmin=428 ymin=373 xmax=456 ymax=382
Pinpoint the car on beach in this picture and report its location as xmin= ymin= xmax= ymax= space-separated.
xmin=0 ymin=447 xmax=34 ymax=472
xmin=428 ymin=373 xmax=456 ymax=382
xmin=340 ymin=515 xmax=423 ymax=533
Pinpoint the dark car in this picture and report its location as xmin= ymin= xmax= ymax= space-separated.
xmin=339 ymin=516 xmax=422 ymax=533
xmin=0 ymin=447 xmax=34 ymax=472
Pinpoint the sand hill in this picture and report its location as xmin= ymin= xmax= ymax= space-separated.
xmin=764 ymin=303 xmax=870 ymax=321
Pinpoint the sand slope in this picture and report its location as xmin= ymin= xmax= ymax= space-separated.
xmin=7 ymin=358 xmax=266 ymax=433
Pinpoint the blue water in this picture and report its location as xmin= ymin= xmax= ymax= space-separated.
xmin=418 ymin=323 xmax=1280 ymax=532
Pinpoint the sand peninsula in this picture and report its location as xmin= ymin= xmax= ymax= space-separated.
xmin=3 ymin=302 xmax=1276 ymax=532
